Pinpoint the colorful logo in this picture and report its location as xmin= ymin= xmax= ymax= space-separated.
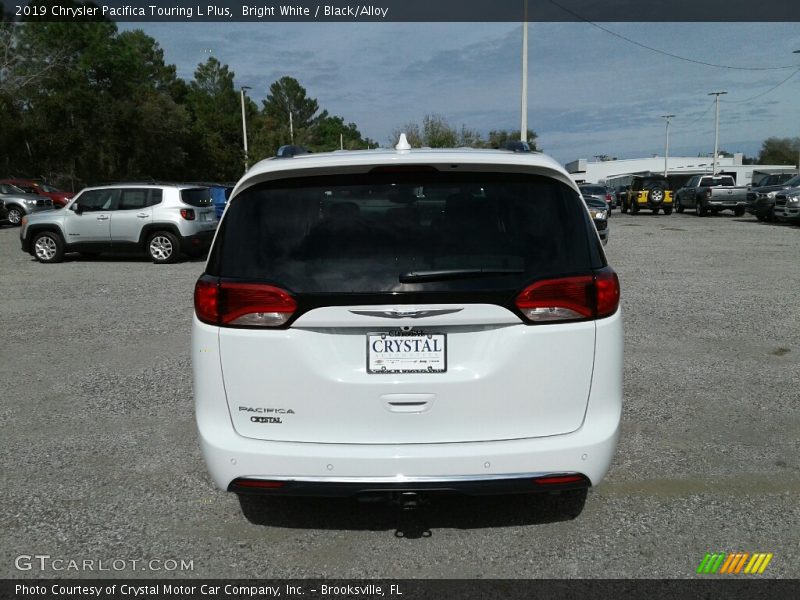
xmin=697 ymin=552 xmax=773 ymax=574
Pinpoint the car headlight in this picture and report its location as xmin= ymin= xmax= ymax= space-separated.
xmin=787 ymin=196 xmax=800 ymax=205
xmin=594 ymin=210 xmax=607 ymax=219
xmin=766 ymin=191 xmax=777 ymax=198
xmin=24 ymin=198 xmax=37 ymax=205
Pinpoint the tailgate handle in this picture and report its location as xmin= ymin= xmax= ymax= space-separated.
xmin=381 ymin=393 xmax=435 ymax=413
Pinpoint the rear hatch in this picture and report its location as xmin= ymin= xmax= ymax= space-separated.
xmin=180 ymin=187 xmax=217 ymax=224
xmin=205 ymin=169 xmax=605 ymax=444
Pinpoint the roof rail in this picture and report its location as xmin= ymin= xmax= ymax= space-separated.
xmin=276 ymin=145 xmax=312 ymax=158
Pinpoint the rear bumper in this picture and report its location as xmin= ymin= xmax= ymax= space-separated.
xmin=193 ymin=310 xmax=623 ymax=494
xmin=707 ymin=199 xmax=746 ymax=209
xmin=229 ymin=472 xmax=591 ymax=497
xmin=181 ymin=229 xmax=215 ymax=251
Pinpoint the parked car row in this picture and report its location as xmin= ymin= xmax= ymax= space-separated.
xmin=583 ymin=171 xmax=800 ymax=225
xmin=745 ymin=174 xmax=800 ymax=222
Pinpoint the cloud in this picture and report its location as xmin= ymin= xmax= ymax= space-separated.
xmin=123 ymin=21 xmax=800 ymax=163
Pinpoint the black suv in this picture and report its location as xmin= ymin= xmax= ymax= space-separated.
xmin=620 ymin=175 xmax=673 ymax=215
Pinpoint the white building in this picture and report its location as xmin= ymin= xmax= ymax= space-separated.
xmin=565 ymin=154 xmax=797 ymax=188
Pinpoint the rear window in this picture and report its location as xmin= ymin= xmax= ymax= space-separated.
xmin=208 ymin=172 xmax=602 ymax=295
xmin=180 ymin=188 xmax=212 ymax=206
xmin=701 ymin=177 xmax=734 ymax=187
xmin=580 ymin=185 xmax=606 ymax=195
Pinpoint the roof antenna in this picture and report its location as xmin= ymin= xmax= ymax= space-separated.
xmin=395 ymin=133 xmax=411 ymax=151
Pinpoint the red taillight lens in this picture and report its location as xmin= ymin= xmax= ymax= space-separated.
xmin=514 ymin=270 xmax=619 ymax=323
xmin=222 ymin=282 xmax=297 ymax=326
xmin=194 ymin=276 xmax=296 ymax=327
xmin=180 ymin=208 xmax=195 ymax=220
xmin=605 ymin=194 xmax=613 ymax=202
xmin=595 ymin=270 xmax=621 ymax=318
xmin=194 ymin=277 xmax=219 ymax=324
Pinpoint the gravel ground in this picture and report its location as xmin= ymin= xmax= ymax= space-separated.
xmin=1 ymin=211 xmax=798 ymax=579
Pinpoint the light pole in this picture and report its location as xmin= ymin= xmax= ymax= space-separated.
xmin=520 ymin=0 xmax=528 ymax=142
xmin=661 ymin=114 xmax=675 ymax=177
xmin=240 ymin=86 xmax=251 ymax=171
xmin=795 ymin=51 xmax=799 ymax=170
xmin=708 ymin=91 xmax=727 ymax=175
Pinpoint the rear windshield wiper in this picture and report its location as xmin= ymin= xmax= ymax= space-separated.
xmin=399 ymin=268 xmax=524 ymax=283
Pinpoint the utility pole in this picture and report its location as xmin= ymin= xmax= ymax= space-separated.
xmin=240 ymin=86 xmax=251 ymax=172
xmin=794 ymin=52 xmax=799 ymax=172
xmin=289 ymin=111 xmax=294 ymax=144
xmin=661 ymin=114 xmax=675 ymax=177
xmin=520 ymin=0 xmax=528 ymax=142
xmin=708 ymin=91 xmax=727 ymax=175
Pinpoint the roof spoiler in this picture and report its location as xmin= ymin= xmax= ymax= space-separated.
xmin=500 ymin=141 xmax=533 ymax=153
xmin=276 ymin=145 xmax=312 ymax=158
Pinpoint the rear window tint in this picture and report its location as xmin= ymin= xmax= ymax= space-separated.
xmin=209 ymin=172 xmax=602 ymax=294
xmin=180 ymin=188 xmax=212 ymax=206
xmin=580 ymin=186 xmax=606 ymax=195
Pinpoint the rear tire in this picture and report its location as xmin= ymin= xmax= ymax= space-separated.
xmin=33 ymin=231 xmax=65 ymax=263
xmin=620 ymin=199 xmax=628 ymax=214
xmin=695 ymin=199 xmax=707 ymax=217
xmin=631 ymin=201 xmax=640 ymax=214
xmin=756 ymin=215 xmax=767 ymax=222
xmin=676 ymin=197 xmax=684 ymax=213
xmin=652 ymin=208 xmax=660 ymax=215
xmin=734 ymin=207 xmax=745 ymax=217
xmin=147 ymin=231 xmax=180 ymax=264
xmin=663 ymin=207 xmax=673 ymax=215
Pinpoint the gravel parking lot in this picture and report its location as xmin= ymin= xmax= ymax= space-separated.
xmin=1 ymin=212 xmax=798 ymax=579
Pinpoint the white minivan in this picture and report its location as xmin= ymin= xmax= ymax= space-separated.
xmin=192 ymin=143 xmax=622 ymax=509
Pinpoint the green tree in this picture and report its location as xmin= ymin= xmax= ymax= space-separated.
xmin=312 ymin=115 xmax=373 ymax=151
xmin=757 ymin=137 xmax=800 ymax=165
xmin=261 ymin=76 xmax=327 ymax=149
xmin=185 ymin=57 xmax=245 ymax=180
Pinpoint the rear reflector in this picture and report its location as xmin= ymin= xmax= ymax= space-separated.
xmin=194 ymin=276 xmax=296 ymax=327
xmin=533 ymin=474 xmax=589 ymax=486
xmin=232 ymin=479 xmax=286 ymax=489
xmin=515 ymin=269 xmax=619 ymax=323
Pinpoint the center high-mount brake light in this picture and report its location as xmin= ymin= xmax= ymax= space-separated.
xmin=194 ymin=276 xmax=297 ymax=327
xmin=515 ymin=270 xmax=620 ymax=323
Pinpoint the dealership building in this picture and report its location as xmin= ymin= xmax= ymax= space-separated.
xmin=566 ymin=154 xmax=797 ymax=188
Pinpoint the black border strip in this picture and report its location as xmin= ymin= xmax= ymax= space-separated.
xmin=8 ymin=0 xmax=800 ymax=23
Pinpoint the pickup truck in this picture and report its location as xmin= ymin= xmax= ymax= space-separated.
xmin=674 ymin=174 xmax=747 ymax=217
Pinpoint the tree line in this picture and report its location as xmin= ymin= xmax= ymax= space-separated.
xmin=0 ymin=6 xmax=538 ymax=192
xmin=0 ymin=6 xmax=379 ymax=189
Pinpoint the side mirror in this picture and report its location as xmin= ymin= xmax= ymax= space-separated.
xmin=72 ymin=203 xmax=82 ymax=214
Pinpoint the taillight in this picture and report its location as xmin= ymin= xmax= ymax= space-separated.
xmin=194 ymin=276 xmax=296 ymax=327
xmin=180 ymin=208 xmax=195 ymax=220
xmin=514 ymin=269 xmax=620 ymax=323
xmin=605 ymin=193 xmax=613 ymax=203
xmin=705 ymin=189 xmax=713 ymax=198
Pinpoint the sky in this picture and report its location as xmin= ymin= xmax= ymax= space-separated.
xmin=123 ymin=21 xmax=800 ymax=165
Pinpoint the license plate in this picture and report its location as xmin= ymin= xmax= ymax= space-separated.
xmin=200 ymin=212 xmax=212 ymax=222
xmin=367 ymin=331 xmax=446 ymax=374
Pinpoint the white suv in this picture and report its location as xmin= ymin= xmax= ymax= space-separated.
xmin=193 ymin=145 xmax=622 ymax=509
